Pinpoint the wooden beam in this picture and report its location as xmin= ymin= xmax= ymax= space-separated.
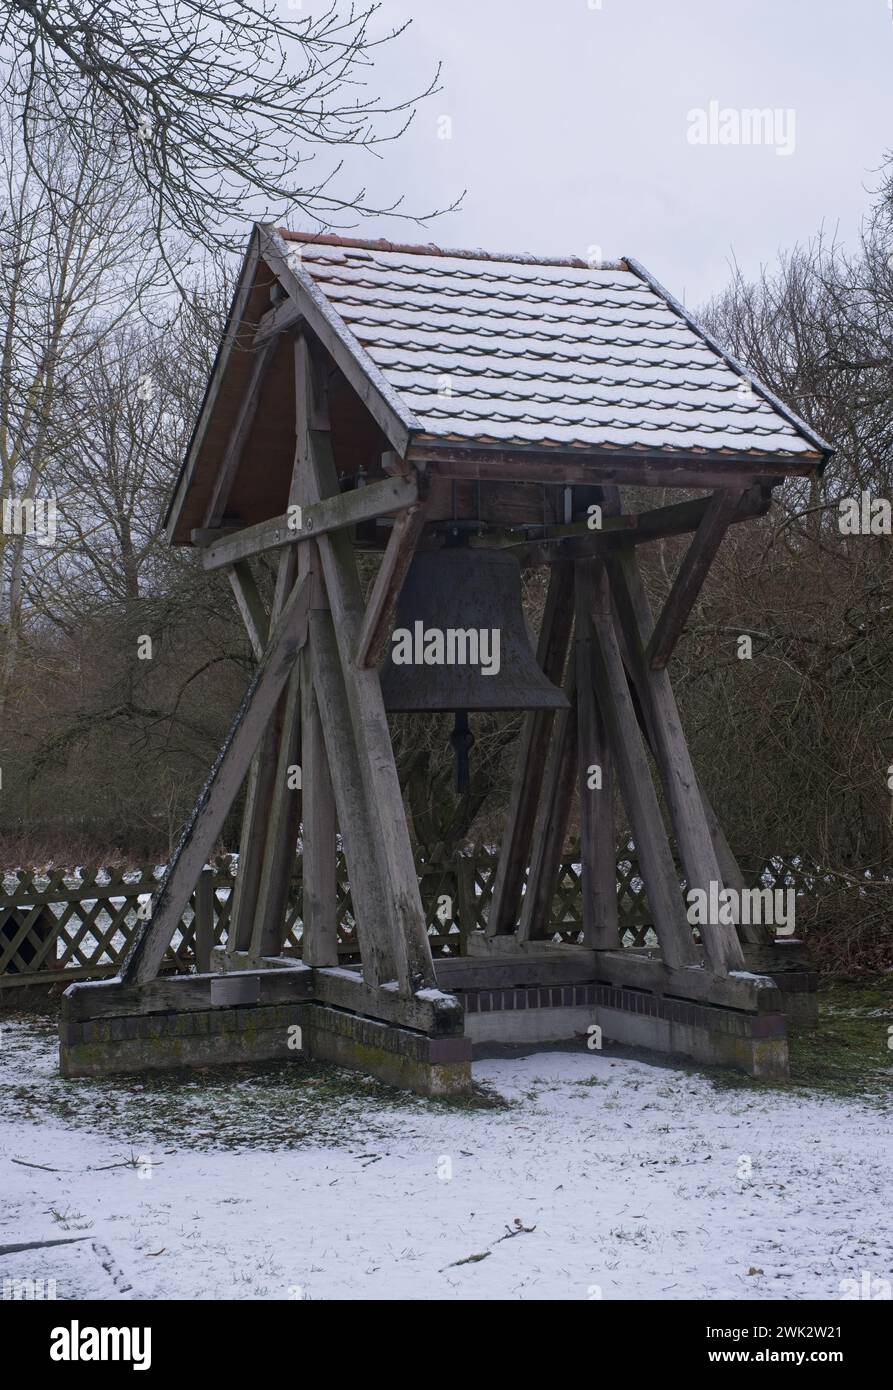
xmin=608 ymin=547 xmax=745 ymax=974
xmin=486 ymin=563 xmax=575 ymax=937
xmin=200 ymin=472 xmax=420 ymax=572
xmin=588 ymin=565 xmax=699 ymax=970
xmin=296 ymin=335 xmax=434 ymax=991
xmin=253 ymin=298 xmax=301 ymax=347
xmin=589 ymin=950 xmax=780 ymax=1012
xmin=575 ymin=560 xmax=620 ymax=948
xmin=413 ymin=446 xmax=813 ymax=490
xmin=63 ymin=966 xmax=316 ymax=1022
xmin=203 ymin=338 xmax=278 ymax=528
xmin=120 ymin=573 xmax=311 ymax=985
xmin=312 ymin=967 xmax=463 ymax=1035
xmin=355 ymin=501 xmax=428 ymax=668
xmin=227 ymin=561 xmax=269 ymax=660
xmin=646 ymin=487 xmax=743 ymax=670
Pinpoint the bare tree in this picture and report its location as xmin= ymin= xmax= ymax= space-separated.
xmin=1 ymin=1 xmax=458 ymax=254
xmin=0 ymin=103 xmax=175 ymax=715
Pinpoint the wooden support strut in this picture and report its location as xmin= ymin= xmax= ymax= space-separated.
xmin=646 ymin=486 xmax=744 ymax=670
xmin=587 ymin=564 xmax=699 ymax=971
xmin=607 ymin=547 xmax=745 ymax=974
xmin=516 ymin=664 xmax=578 ymax=943
xmin=355 ymin=499 xmax=428 ymax=669
xmin=120 ymin=572 xmax=311 ymax=986
xmin=203 ymin=337 xmax=278 ymax=529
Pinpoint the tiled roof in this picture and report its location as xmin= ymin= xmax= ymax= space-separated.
xmin=278 ymin=232 xmax=830 ymax=459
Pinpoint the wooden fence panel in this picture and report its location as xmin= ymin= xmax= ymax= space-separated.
xmin=0 ymin=848 xmax=828 ymax=990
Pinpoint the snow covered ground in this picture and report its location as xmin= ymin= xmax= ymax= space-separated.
xmin=1 ymin=1014 xmax=890 ymax=1301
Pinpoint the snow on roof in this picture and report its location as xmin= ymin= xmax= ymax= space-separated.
xmin=278 ymin=232 xmax=830 ymax=459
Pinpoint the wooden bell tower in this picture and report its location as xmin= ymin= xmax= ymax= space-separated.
xmin=59 ymin=227 xmax=832 ymax=1090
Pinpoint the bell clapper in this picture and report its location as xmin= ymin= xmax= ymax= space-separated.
xmin=450 ymin=710 xmax=475 ymax=794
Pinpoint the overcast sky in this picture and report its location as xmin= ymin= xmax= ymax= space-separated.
xmin=295 ymin=0 xmax=893 ymax=308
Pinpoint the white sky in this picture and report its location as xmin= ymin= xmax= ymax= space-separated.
xmin=290 ymin=0 xmax=893 ymax=307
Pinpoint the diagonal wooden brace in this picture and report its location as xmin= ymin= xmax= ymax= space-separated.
xmin=120 ymin=573 xmax=311 ymax=986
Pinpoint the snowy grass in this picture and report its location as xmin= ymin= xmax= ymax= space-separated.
xmin=1 ymin=991 xmax=891 ymax=1301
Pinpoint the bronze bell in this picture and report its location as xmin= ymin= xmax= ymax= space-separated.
xmin=379 ymin=546 xmax=568 ymax=788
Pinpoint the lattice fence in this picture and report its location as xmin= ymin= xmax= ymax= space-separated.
xmin=0 ymin=847 xmax=820 ymax=990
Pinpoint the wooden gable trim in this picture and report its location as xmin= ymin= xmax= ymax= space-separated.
xmin=164 ymin=228 xmax=270 ymax=544
xmin=257 ymin=224 xmax=421 ymax=460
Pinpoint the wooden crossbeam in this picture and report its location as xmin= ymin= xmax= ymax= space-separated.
xmin=646 ymin=487 xmax=744 ymax=670
xmin=355 ymin=500 xmax=428 ymax=668
xmin=296 ymin=335 xmax=434 ymax=992
xmin=199 ymin=472 xmax=420 ymax=572
xmin=608 ymin=547 xmax=745 ymax=974
xmin=574 ymin=560 xmax=620 ymax=948
xmin=120 ymin=572 xmax=311 ymax=985
xmin=413 ymin=447 xmax=808 ymax=490
xmin=486 ymin=563 xmax=575 ymax=937
xmin=510 ymin=484 xmax=770 ymax=565
xmin=203 ymin=338 xmax=278 ymax=528
xmin=587 ymin=565 xmax=699 ymax=970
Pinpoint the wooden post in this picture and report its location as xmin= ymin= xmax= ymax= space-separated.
xmin=194 ymin=869 xmax=214 ymax=973
xmin=487 ymin=563 xmax=575 ymax=936
xmin=249 ymin=653 xmax=303 ymax=957
xmin=301 ymin=600 xmax=338 ymax=967
xmin=575 ymin=560 xmax=620 ymax=948
xmin=296 ymin=335 xmax=434 ymax=992
xmin=309 ymin=609 xmax=405 ymax=987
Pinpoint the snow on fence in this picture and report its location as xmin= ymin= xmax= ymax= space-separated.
xmin=0 ymin=850 xmax=819 ymax=990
